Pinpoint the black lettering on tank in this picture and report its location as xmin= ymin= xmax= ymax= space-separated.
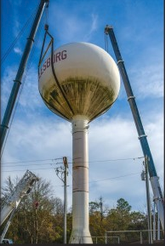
xmin=62 ymin=50 xmax=67 ymax=60
xmin=56 ymin=52 xmax=61 ymax=62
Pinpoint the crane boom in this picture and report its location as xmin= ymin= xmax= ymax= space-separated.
xmin=104 ymin=25 xmax=164 ymax=231
xmin=0 ymin=170 xmax=39 ymax=229
xmin=0 ymin=0 xmax=49 ymax=156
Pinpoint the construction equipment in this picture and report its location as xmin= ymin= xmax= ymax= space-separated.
xmin=0 ymin=170 xmax=39 ymax=243
xmin=1 ymin=238 xmax=14 ymax=244
xmin=0 ymin=0 xmax=49 ymax=156
xmin=104 ymin=25 xmax=164 ymax=231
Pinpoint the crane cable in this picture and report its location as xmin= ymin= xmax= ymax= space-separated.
xmin=1 ymin=8 xmax=47 ymax=156
xmin=38 ymin=27 xmax=75 ymax=119
xmin=0 ymin=4 xmax=39 ymax=65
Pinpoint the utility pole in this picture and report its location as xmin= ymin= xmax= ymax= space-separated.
xmin=142 ymin=156 xmax=153 ymax=244
xmin=0 ymin=0 xmax=49 ymax=155
xmin=99 ymin=197 xmax=103 ymax=221
xmin=63 ymin=156 xmax=68 ymax=244
xmin=55 ymin=157 xmax=68 ymax=244
xmin=157 ymin=203 xmax=160 ymax=240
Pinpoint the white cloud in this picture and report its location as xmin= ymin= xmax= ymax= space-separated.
xmin=1 ymin=65 xmax=45 ymax=118
xmin=48 ymin=2 xmax=98 ymax=45
xmin=13 ymin=19 xmax=21 ymax=37
xmin=14 ymin=47 xmax=22 ymax=55
xmin=1 ymin=110 xmax=163 ymax=211
xmin=1 ymin=66 xmax=19 ymax=116
xmin=130 ymin=63 xmax=163 ymax=99
xmin=83 ymin=14 xmax=98 ymax=41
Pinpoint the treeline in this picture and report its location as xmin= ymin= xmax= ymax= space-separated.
xmin=0 ymin=176 xmax=153 ymax=244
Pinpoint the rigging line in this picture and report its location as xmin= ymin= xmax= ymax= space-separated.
xmin=50 ymin=33 xmax=75 ymax=116
xmin=37 ymin=30 xmax=73 ymax=120
xmin=1 ymin=4 xmax=38 ymax=65
xmin=25 ymin=6 xmax=46 ymax=72
xmin=45 ymin=0 xmax=49 ymax=26
xmin=1 ymin=15 xmax=44 ymax=119
xmin=25 ymin=17 xmax=44 ymax=72
xmin=1 ymin=73 xmax=28 ymax=156
xmin=2 ymin=16 xmax=43 ymax=153
xmin=1 ymin=22 xmax=46 ymax=156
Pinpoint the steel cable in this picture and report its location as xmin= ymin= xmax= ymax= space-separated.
xmin=1 ymin=4 xmax=39 ymax=65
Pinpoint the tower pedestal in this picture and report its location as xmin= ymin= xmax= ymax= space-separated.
xmin=69 ymin=116 xmax=93 ymax=244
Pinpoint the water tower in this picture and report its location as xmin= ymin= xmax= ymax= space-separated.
xmin=38 ymin=42 xmax=120 ymax=243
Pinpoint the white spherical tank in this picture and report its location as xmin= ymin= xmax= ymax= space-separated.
xmin=38 ymin=42 xmax=120 ymax=122
xmin=38 ymin=42 xmax=120 ymax=244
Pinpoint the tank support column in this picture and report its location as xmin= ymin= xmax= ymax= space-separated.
xmin=69 ymin=115 xmax=93 ymax=244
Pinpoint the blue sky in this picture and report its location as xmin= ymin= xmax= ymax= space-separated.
xmin=1 ymin=0 xmax=164 ymax=213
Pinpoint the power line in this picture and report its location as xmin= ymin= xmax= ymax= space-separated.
xmin=1 ymin=156 xmax=144 ymax=167
xmin=1 ymin=162 xmax=56 ymax=168
xmin=1 ymin=155 xmax=144 ymax=175
xmin=89 ymin=156 xmax=144 ymax=163
xmin=56 ymin=172 xmax=140 ymax=187
xmin=2 ymin=168 xmax=140 ymax=186
xmin=89 ymin=172 xmax=140 ymax=183
xmin=2 ymin=166 xmax=54 ymax=173
xmin=1 ymin=157 xmax=64 ymax=165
